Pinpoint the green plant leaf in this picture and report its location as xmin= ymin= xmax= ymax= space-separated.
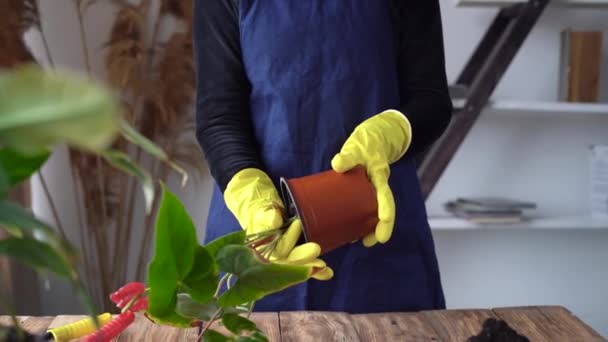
xmin=216 ymin=245 xmax=312 ymax=307
xmin=0 ymin=65 xmax=120 ymax=154
xmin=222 ymin=314 xmax=258 ymax=335
xmin=0 ymin=163 xmax=9 ymax=199
xmin=0 ymin=237 xmax=74 ymax=278
xmin=120 ymin=120 xmax=188 ymax=186
xmin=144 ymin=308 xmax=194 ymax=328
xmin=101 ymin=149 xmax=154 ymax=213
xmin=205 ymin=230 xmax=246 ymax=260
xmin=175 ymin=293 xmax=219 ymax=321
xmin=180 ymin=246 xmax=217 ymax=302
xmin=235 ymin=332 xmax=269 ymax=342
xmin=203 ymin=329 xmax=233 ymax=342
xmin=0 ymin=148 xmax=49 ymax=186
xmin=175 ymin=294 xmax=244 ymax=322
xmin=147 ymin=184 xmax=211 ymax=326
xmin=0 ymin=200 xmax=76 ymax=260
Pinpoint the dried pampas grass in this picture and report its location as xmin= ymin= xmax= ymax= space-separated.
xmin=140 ymin=31 xmax=195 ymax=138
xmin=160 ymin=0 xmax=193 ymax=23
xmin=104 ymin=0 xmax=149 ymax=93
xmin=0 ymin=0 xmax=40 ymax=34
xmin=0 ymin=0 xmax=40 ymax=67
xmin=0 ymin=34 xmax=35 ymax=67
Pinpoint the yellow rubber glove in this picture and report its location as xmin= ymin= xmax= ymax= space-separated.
xmin=331 ymin=109 xmax=412 ymax=247
xmin=271 ymin=219 xmax=334 ymax=280
xmin=224 ymin=168 xmax=333 ymax=280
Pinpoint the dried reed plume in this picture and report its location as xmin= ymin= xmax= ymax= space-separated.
xmin=160 ymin=0 xmax=193 ymax=24
xmin=0 ymin=0 xmax=40 ymax=67
xmin=104 ymin=0 xmax=149 ymax=99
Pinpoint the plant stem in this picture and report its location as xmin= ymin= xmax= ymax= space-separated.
xmin=198 ymin=308 xmax=223 ymax=340
xmin=0 ymin=295 xmax=22 ymax=338
xmin=146 ymin=1 xmax=163 ymax=71
xmin=247 ymin=301 xmax=256 ymax=319
xmin=227 ymin=274 xmax=234 ymax=289
xmin=69 ymin=161 xmax=100 ymax=306
xmin=37 ymin=172 xmax=67 ymax=241
xmin=35 ymin=0 xmax=55 ymax=68
xmin=73 ymin=0 xmax=112 ymax=309
xmin=134 ymin=158 xmax=165 ymax=281
xmin=74 ymin=0 xmax=92 ymax=73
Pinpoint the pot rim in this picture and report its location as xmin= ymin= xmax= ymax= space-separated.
xmin=279 ymin=177 xmax=311 ymax=243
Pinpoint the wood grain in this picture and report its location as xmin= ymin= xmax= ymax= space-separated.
xmin=280 ymin=311 xmax=361 ymax=342
xmin=1 ymin=306 xmax=605 ymax=341
xmin=540 ymin=306 xmax=607 ymax=341
xmin=250 ymin=313 xmax=280 ymax=341
xmin=20 ymin=316 xmax=54 ymax=334
xmin=423 ymin=309 xmax=498 ymax=341
xmin=351 ymin=312 xmax=439 ymax=341
xmin=196 ymin=313 xmax=280 ymax=341
xmin=565 ymin=30 xmax=603 ymax=102
xmin=46 ymin=315 xmax=87 ymax=329
xmin=119 ymin=313 xmax=199 ymax=341
xmin=493 ymin=306 xmax=607 ymax=342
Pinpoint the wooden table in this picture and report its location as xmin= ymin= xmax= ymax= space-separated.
xmin=1 ymin=306 xmax=605 ymax=341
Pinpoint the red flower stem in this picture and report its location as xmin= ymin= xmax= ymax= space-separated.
xmin=120 ymin=293 xmax=141 ymax=313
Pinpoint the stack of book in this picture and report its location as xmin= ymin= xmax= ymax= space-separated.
xmin=444 ymin=197 xmax=537 ymax=224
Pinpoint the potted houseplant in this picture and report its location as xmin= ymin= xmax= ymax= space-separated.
xmin=0 ymin=65 xmax=381 ymax=341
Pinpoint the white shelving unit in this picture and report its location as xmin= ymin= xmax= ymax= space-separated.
xmin=429 ymin=215 xmax=608 ymax=230
xmin=454 ymin=0 xmax=608 ymax=7
xmin=452 ymin=99 xmax=608 ymax=116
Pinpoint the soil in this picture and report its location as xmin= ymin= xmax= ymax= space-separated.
xmin=467 ymin=318 xmax=531 ymax=342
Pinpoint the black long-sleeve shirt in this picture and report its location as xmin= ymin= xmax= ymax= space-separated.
xmin=193 ymin=0 xmax=453 ymax=192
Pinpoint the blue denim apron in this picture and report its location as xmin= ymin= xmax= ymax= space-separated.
xmin=204 ymin=0 xmax=445 ymax=313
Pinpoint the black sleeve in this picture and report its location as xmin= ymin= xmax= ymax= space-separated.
xmin=193 ymin=0 xmax=263 ymax=192
xmin=391 ymin=0 xmax=453 ymax=157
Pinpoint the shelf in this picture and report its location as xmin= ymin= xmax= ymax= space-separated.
xmin=451 ymin=99 xmax=608 ymax=116
xmin=455 ymin=0 xmax=608 ymax=8
xmin=429 ymin=214 xmax=608 ymax=230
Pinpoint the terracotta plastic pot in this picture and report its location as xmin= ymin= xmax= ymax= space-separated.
xmin=279 ymin=166 xmax=378 ymax=254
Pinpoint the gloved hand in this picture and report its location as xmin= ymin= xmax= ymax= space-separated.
xmin=331 ymin=109 xmax=412 ymax=247
xmin=224 ymin=168 xmax=333 ymax=280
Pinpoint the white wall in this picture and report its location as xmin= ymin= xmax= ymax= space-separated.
xmin=20 ymin=0 xmax=608 ymax=337
xmin=429 ymin=0 xmax=608 ymax=336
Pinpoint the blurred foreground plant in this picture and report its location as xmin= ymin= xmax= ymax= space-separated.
xmin=0 ymin=64 xmax=184 ymax=339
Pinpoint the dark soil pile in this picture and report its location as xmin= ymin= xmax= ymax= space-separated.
xmin=467 ymin=318 xmax=531 ymax=342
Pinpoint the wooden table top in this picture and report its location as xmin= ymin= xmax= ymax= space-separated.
xmin=1 ymin=305 xmax=605 ymax=341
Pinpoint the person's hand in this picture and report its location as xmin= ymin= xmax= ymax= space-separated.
xmin=331 ymin=109 xmax=412 ymax=247
xmin=224 ymin=168 xmax=333 ymax=280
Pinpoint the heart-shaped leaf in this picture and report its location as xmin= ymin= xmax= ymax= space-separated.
xmin=175 ymin=294 xmax=245 ymax=322
xmin=235 ymin=332 xmax=269 ymax=342
xmin=0 ymin=65 xmax=120 ymax=154
xmin=147 ymin=184 xmax=216 ymax=326
xmin=203 ymin=329 xmax=232 ymax=342
xmin=222 ymin=314 xmax=258 ymax=335
xmin=205 ymin=230 xmax=246 ymax=260
xmin=180 ymin=246 xmax=217 ymax=302
xmin=216 ymin=245 xmax=312 ymax=307
xmin=175 ymin=293 xmax=219 ymax=321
